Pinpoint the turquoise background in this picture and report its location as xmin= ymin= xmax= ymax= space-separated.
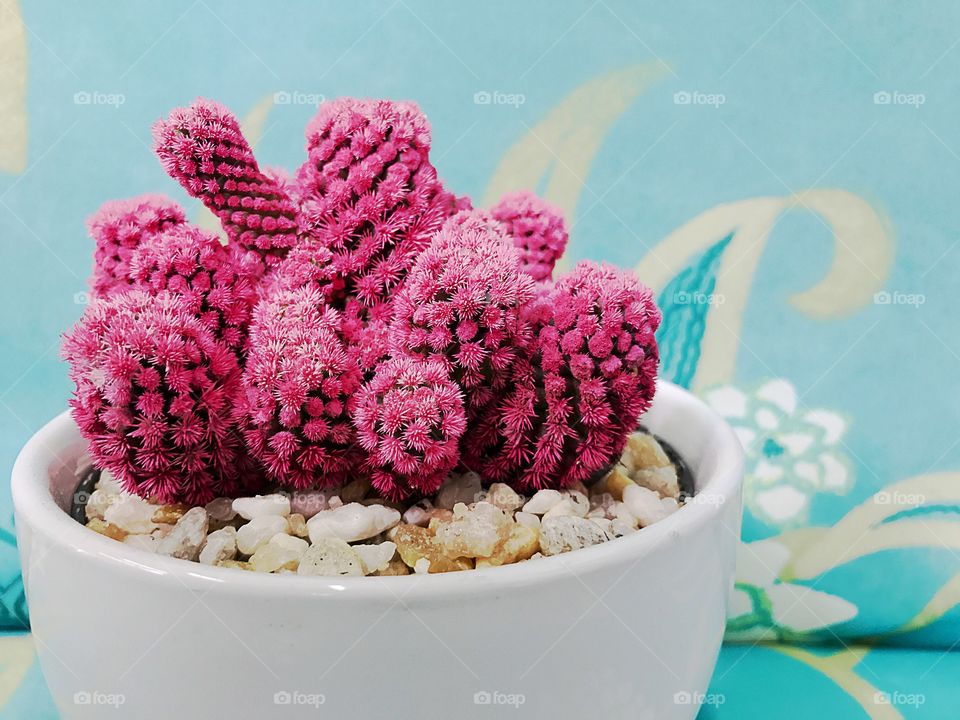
xmin=1 ymin=1 xmax=958 ymax=716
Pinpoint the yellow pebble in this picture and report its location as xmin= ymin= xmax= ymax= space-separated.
xmin=152 ymin=503 xmax=191 ymax=524
xmin=287 ymin=513 xmax=308 ymax=537
xmin=87 ymin=518 xmax=128 ymax=541
xmin=600 ymin=465 xmax=636 ymax=501
xmin=476 ymin=524 xmax=540 ymax=568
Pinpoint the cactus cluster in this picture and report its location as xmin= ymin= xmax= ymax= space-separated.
xmin=64 ymin=97 xmax=661 ymax=504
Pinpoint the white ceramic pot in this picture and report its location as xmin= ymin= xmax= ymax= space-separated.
xmin=13 ymin=381 xmax=742 ymax=720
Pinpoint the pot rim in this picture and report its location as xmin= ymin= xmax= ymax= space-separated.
xmin=12 ymin=381 xmax=743 ymax=600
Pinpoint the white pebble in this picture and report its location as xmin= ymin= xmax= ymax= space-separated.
xmin=199 ymin=526 xmax=238 ymax=566
xmin=155 ymin=507 xmax=209 ymax=561
xmin=353 ymin=542 xmax=397 ymax=575
xmin=414 ymin=558 xmax=431 ymax=574
xmin=96 ymin=468 xmax=123 ymax=495
xmin=402 ymin=501 xmax=432 ymax=527
xmin=588 ymin=491 xmax=616 ymax=516
xmin=612 ymin=502 xmax=639 ymax=528
xmin=104 ymin=494 xmax=160 ymax=534
xmin=307 ymin=502 xmax=401 ymax=544
xmin=151 ymin=524 xmax=174 ymax=540
xmin=634 ymin=466 xmax=681 ymax=500
xmin=435 ymin=472 xmax=482 ymax=509
xmin=85 ymin=488 xmax=117 ymax=521
xmin=623 ymin=484 xmax=680 ymax=527
xmin=297 ymin=538 xmax=364 ymax=576
xmin=270 ymin=533 xmax=308 ymax=553
xmin=522 ymin=489 xmax=563 ymax=515
xmin=539 ymin=516 xmax=611 ymax=556
xmin=544 ymin=497 xmax=588 ymax=519
xmin=609 ymin=519 xmax=637 ymax=537
xmin=485 ymin=483 xmax=523 ymax=512
xmin=566 ymin=491 xmax=590 ymax=516
xmin=514 ymin=511 xmax=541 ymax=530
xmin=232 ymin=494 xmax=290 ymax=520
xmin=236 ymin=515 xmax=289 ymax=555
xmin=249 ymin=533 xmax=308 ymax=573
xmin=123 ymin=534 xmax=157 ymax=553
xmin=589 ymin=517 xmax=613 ymax=535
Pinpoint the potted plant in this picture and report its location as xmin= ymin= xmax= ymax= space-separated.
xmin=12 ymin=97 xmax=743 ymax=720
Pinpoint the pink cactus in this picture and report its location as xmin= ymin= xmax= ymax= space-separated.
xmin=266 ymin=237 xmax=345 ymax=305
xmin=390 ymin=213 xmax=535 ymax=415
xmin=353 ymin=357 xmax=466 ymax=500
xmin=341 ymin=297 xmax=392 ymax=373
xmin=240 ymin=287 xmax=363 ymax=489
xmin=439 ymin=206 xmax=501 ymax=236
xmin=296 ymin=98 xmax=454 ymax=306
xmin=87 ymin=194 xmax=185 ymax=298
xmin=266 ymin=243 xmax=390 ymax=373
xmin=490 ymin=190 xmax=568 ymax=282
xmin=467 ymin=261 xmax=660 ymax=491
xmin=128 ymin=224 xmax=260 ymax=349
xmin=65 ymin=95 xmax=665 ymax=507
xmin=62 ymin=290 xmax=247 ymax=504
xmin=153 ymin=99 xmax=301 ymax=263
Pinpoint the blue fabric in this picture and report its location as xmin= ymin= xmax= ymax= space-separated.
xmin=2 ymin=633 xmax=956 ymax=719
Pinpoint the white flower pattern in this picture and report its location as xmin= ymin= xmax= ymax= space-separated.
xmin=704 ymin=379 xmax=853 ymax=528
xmin=727 ymin=539 xmax=858 ymax=640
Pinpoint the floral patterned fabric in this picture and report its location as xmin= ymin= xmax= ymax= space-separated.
xmin=2 ymin=0 xmax=958 ymax=715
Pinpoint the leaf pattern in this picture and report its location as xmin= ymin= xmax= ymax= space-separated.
xmin=770 ymin=647 xmax=904 ymax=720
xmin=0 ymin=0 xmax=28 ymax=174
xmin=635 ymin=192 xmax=892 ymax=391
xmin=655 ymin=233 xmax=731 ymax=388
xmin=0 ymin=526 xmax=27 ymax=631
xmin=0 ymin=634 xmax=34 ymax=710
